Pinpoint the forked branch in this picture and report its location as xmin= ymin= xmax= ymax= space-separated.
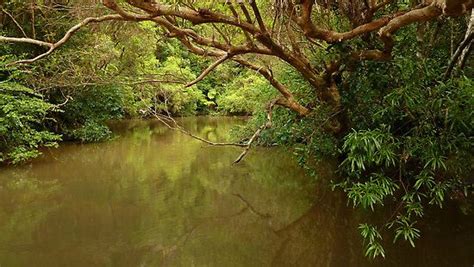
xmin=234 ymin=98 xmax=279 ymax=164
xmin=0 ymin=14 xmax=124 ymax=65
xmin=186 ymin=53 xmax=232 ymax=87
xmin=149 ymin=109 xmax=247 ymax=148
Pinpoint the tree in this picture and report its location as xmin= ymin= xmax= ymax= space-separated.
xmin=1 ymin=0 xmax=473 ymax=257
xmin=1 ymin=0 xmax=471 ymax=131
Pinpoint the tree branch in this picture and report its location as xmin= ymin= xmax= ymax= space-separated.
xmin=0 ymin=36 xmax=52 ymax=48
xmin=226 ymin=0 xmax=254 ymax=44
xmin=233 ymin=98 xmax=279 ymax=164
xmin=457 ymin=9 xmax=474 ymax=69
xmin=238 ymin=0 xmax=254 ymax=24
xmin=148 ymin=110 xmax=247 ymax=148
xmin=186 ymin=53 xmax=232 ymax=87
xmin=444 ymin=31 xmax=474 ymax=78
xmin=1 ymin=8 xmax=28 ymax=38
xmin=1 ymin=14 xmax=124 ymax=65
xmin=249 ymin=0 xmax=267 ymax=33
xmin=233 ymin=57 xmax=310 ymax=116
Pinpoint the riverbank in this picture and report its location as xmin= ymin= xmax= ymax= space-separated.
xmin=0 ymin=118 xmax=473 ymax=266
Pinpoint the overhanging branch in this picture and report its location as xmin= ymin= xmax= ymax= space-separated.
xmin=185 ymin=53 xmax=232 ymax=88
xmin=0 ymin=14 xmax=124 ymax=65
xmin=234 ymin=98 xmax=278 ymax=164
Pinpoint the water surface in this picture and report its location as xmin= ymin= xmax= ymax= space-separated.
xmin=0 ymin=117 xmax=473 ymax=266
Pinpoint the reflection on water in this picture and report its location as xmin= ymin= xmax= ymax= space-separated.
xmin=0 ymin=117 xmax=473 ymax=267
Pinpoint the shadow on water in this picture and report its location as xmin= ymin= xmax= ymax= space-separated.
xmin=0 ymin=117 xmax=473 ymax=266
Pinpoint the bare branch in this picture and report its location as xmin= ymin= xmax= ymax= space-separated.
xmin=186 ymin=53 xmax=232 ymax=87
xmin=238 ymin=0 xmax=254 ymax=24
xmin=444 ymin=31 xmax=474 ymax=78
xmin=149 ymin=110 xmax=247 ymax=148
xmin=144 ymin=96 xmax=279 ymax=164
xmin=0 ymin=36 xmax=52 ymax=48
xmin=234 ymin=57 xmax=311 ymax=116
xmin=295 ymin=9 xmax=406 ymax=43
xmin=1 ymin=8 xmax=28 ymax=37
xmin=54 ymin=95 xmax=73 ymax=107
xmin=121 ymin=0 xmax=261 ymax=34
xmin=376 ymin=5 xmax=443 ymax=60
xmin=234 ymin=98 xmax=278 ymax=163
xmin=226 ymin=0 xmax=253 ymax=43
xmin=458 ymin=9 xmax=474 ymax=69
xmin=211 ymin=23 xmax=231 ymax=45
xmin=249 ymin=0 xmax=267 ymax=33
xmin=1 ymin=14 xmax=124 ymax=65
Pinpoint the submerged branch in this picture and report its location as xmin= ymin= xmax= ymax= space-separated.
xmin=147 ymin=97 xmax=279 ymax=164
xmin=232 ymin=193 xmax=271 ymax=218
xmin=149 ymin=110 xmax=247 ymax=148
xmin=233 ymin=98 xmax=278 ymax=164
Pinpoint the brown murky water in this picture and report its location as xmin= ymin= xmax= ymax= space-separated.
xmin=0 ymin=117 xmax=473 ymax=267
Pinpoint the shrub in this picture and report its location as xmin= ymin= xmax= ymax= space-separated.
xmin=0 ymin=81 xmax=61 ymax=164
xmin=68 ymin=120 xmax=113 ymax=142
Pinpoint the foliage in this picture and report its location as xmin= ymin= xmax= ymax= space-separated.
xmin=152 ymin=55 xmax=205 ymax=115
xmin=0 ymin=0 xmax=473 ymax=260
xmin=67 ymin=120 xmax=113 ymax=142
xmin=234 ymin=64 xmax=339 ymax=170
xmin=247 ymin=21 xmax=473 ymax=257
xmin=359 ymin=223 xmax=385 ymax=258
xmin=335 ymin=73 xmax=473 ymax=254
xmin=217 ymin=72 xmax=273 ymax=115
xmin=0 ymin=1 xmax=233 ymax=155
xmin=56 ymin=85 xmax=131 ymax=142
xmin=0 ymin=79 xmax=61 ymax=164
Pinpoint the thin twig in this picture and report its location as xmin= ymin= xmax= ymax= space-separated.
xmin=1 ymin=8 xmax=28 ymax=37
xmin=233 ymin=98 xmax=278 ymax=163
xmin=149 ymin=109 xmax=247 ymax=148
